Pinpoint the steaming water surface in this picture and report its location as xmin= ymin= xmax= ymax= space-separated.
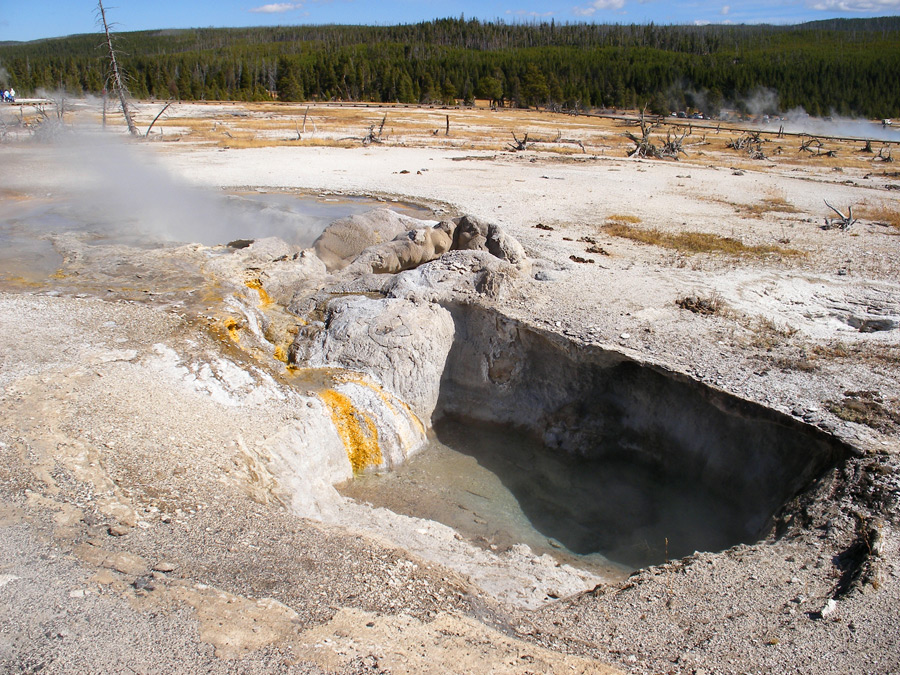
xmin=0 ymin=191 xmax=430 ymax=287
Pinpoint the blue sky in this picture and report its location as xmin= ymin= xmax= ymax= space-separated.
xmin=2 ymin=0 xmax=899 ymax=42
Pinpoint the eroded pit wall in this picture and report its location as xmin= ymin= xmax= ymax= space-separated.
xmin=435 ymin=303 xmax=852 ymax=549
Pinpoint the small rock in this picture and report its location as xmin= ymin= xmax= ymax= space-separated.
xmin=68 ymin=589 xmax=86 ymax=598
xmin=152 ymin=561 xmax=177 ymax=573
xmin=132 ymin=576 xmax=156 ymax=591
xmin=620 ymin=332 xmax=631 ymax=340
xmin=819 ymin=598 xmax=837 ymax=619
xmin=109 ymin=552 xmax=149 ymax=576
xmin=0 ymin=574 xmax=20 ymax=588
xmin=107 ymin=524 xmax=131 ymax=537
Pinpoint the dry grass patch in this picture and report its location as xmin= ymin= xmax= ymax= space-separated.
xmin=826 ymin=390 xmax=900 ymax=433
xmin=743 ymin=193 xmax=801 ymax=216
xmin=857 ymin=201 xmax=900 ymax=229
xmin=606 ymin=213 xmax=642 ymax=224
xmin=601 ymin=221 xmax=802 ymax=257
xmin=747 ymin=316 xmax=800 ymax=350
xmin=700 ymin=190 xmax=801 ymax=218
xmin=675 ymin=292 xmax=729 ymax=316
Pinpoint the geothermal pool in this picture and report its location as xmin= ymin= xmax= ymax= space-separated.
xmin=0 ymin=190 xmax=429 ymax=287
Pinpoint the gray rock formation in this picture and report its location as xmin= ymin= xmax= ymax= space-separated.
xmin=452 ymin=215 xmax=529 ymax=269
xmin=313 ymin=209 xmax=528 ymax=278
xmin=260 ymin=250 xmax=327 ymax=306
xmin=293 ymin=295 xmax=455 ymax=426
xmin=343 ymin=222 xmax=454 ymax=276
xmin=313 ymin=209 xmax=434 ymax=272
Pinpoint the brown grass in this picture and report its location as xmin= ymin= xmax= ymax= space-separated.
xmin=857 ymin=201 xmax=900 ymax=229
xmin=700 ymin=189 xmax=800 ymax=218
xmin=124 ymin=102 xmax=894 ymax=174
xmin=601 ymin=221 xmax=802 ymax=257
xmin=742 ymin=195 xmax=801 ymax=216
xmin=676 ymin=293 xmax=728 ymax=316
xmin=606 ymin=214 xmax=642 ymax=224
xmin=826 ymin=391 xmax=900 ymax=433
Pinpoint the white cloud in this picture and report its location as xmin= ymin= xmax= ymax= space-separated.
xmin=573 ymin=0 xmax=626 ymax=16
xmin=808 ymin=0 xmax=900 ymax=10
xmin=721 ymin=5 xmax=730 ymax=14
xmin=249 ymin=2 xmax=304 ymax=13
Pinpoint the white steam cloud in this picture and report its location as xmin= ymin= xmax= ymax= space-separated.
xmin=37 ymin=132 xmax=335 ymax=248
xmin=670 ymin=84 xmax=900 ymax=143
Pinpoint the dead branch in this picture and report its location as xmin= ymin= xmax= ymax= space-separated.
xmin=508 ymin=132 xmax=529 ymax=151
xmin=661 ymin=127 xmax=689 ymax=158
xmin=145 ymin=101 xmax=171 ymax=137
xmin=822 ymin=200 xmax=857 ymax=230
xmin=624 ymin=108 xmax=662 ymax=158
xmin=362 ymin=113 xmax=387 ymax=146
xmin=727 ymin=130 xmax=766 ymax=160
xmin=799 ymin=135 xmax=837 ymax=157
xmin=97 ymin=0 xmax=137 ymax=136
xmin=522 ymin=131 xmax=586 ymax=153
xmin=876 ymin=146 xmax=894 ymax=163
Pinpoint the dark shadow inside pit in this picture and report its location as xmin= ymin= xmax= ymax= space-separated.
xmin=430 ymin=304 xmax=852 ymax=569
xmin=432 ymin=416 xmax=755 ymax=568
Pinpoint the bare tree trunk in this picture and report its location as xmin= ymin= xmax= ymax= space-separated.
xmin=145 ymin=101 xmax=171 ymax=137
xmin=98 ymin=0 xmax=137 ymax=136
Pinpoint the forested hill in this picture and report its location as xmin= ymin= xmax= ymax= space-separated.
xmin=1 ymin=17 xmax=899 ymax=117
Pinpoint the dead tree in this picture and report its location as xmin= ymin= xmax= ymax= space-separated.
xmin=145 ymin=101 xmax=171 ymax=137
xmin=97 ymin=0 xmax=137 ymax=136
xmin=362 ymin=114 xmax=387 ymax=146
xmin=297 ymin=106 xmax=317 ymax=137
xmin=799 ymin=135 xmax=837 ymax=158
xmin=660 ymin=127 xmax=690 ymax=158
xmin=876 ymin=146 xmax=894 ymax=163
xmin=861 ymin=139 xmax=874 ymax=153
xmin=520 ymin=130 xmax=586 ymax=153
xmin=727 ymin=131 xmax=766 ymax=160
xmin=624 ymin=108 xmax=661 ymax=158
xmin=508 ymin=132 xmax=529 ymax=151
xmin=822 ymin=201 xmax=857 ymax=230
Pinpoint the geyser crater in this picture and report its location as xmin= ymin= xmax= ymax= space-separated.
xmin=302 ymin=288 xmax=852 ymax=573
